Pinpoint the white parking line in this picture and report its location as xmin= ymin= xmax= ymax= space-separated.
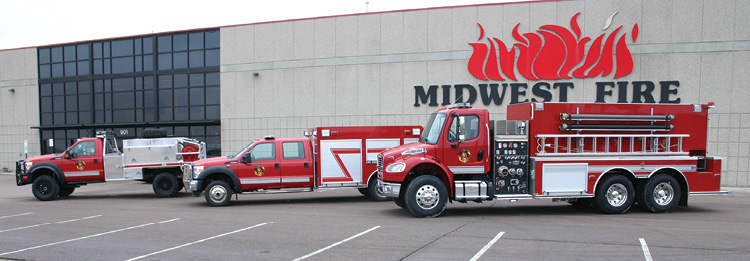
xmin=0 ymin=215 xmax=102 ymax=233
xmin=294 ymin=226 xmax=380 ymax=261
xmin=125 ymin=222 xmax=271 ymax=261
xmin=0 ymin=212 xmax=33 ymax=219
xmin=0 ymin=219 xmax=171 ymax=256
xmin=470 ymin=231 xmax=505 ymax=261
xmin=639 ymin=238 xmax=653 ymax=261
xmin=157 ymin=218 xmax=180 ymax=224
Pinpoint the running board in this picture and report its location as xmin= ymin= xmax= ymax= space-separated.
xmin=689 ymin=191 xmax=730 ymax=195
xmin=494 ymin=194 xmax=534 ymax=200
xmin=242 ymin=188 xmax=314 ymax=194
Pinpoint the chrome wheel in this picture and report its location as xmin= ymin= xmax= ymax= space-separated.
xmin=208 ymin=185 xmax=228 ymax=203
xmin=652 ymin=182 xmax=674 ymax=206
xmin=415 ymin=184 xmax=439 ymax=210
xmin=606 ymin=183 xmax=628 ymax=207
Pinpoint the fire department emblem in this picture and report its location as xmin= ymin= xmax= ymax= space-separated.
xmin=458 ymin=148 xmax=471 ymax=163
xmin=254 ymin=165 xmax=265 ymax=176
xmin=75 ymin=160 xmax=86 ymax=170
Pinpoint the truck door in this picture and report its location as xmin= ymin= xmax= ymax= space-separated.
xmin=442 ymin=113 xmax=488 ymax=175
xmin=237 ymin=142 xmax=281 ymax=189
xmin=61 ymin=140 xmax=104 ymax=182
xmin=279 ymin=141 xmax=314 ymax=188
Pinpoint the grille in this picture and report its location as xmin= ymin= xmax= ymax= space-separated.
xmin=377 ymin=154 xmax=383 ymax=174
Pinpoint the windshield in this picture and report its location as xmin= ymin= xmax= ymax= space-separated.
xmin=421 ymin=113 xmax=447 ymax=144
xmin=228 ymin=141 xmax=254 ymax=159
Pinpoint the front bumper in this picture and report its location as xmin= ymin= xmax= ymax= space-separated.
xmin=15 ymin=160 xmax=31 ymax=186
xmin=378 ymin=179 xmax=401 ymax=198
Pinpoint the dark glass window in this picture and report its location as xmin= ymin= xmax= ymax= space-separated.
xmin=38 ymin=29 xmax=220 ymax=155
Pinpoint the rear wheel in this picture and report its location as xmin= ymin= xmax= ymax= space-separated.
xmin=639 ymin=174 xmax=681 ymax=213
xmin=205 ymin=180 xmax=232 ymax=206
xmin=405 ymin=175 xmax=448 ymax=218
xmin=32 ymin=175 xmax=59 ymax=201
xmin=365 ymin=176 xmax=388 ymax=201
xmin=594 ymin=174 xmax=635 ymax=214
xmin=153 ymin=173 xmax=180 ymax=198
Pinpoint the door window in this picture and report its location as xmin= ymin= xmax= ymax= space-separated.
xmin=70 ymin=141 xmax=96 ymax=157
xmin=448 ymin=115 xmax=480 ymax=142
xmin=282 ymin=142 xmax=305 ymax=159
xmin=249 ymin=143 xmax=275 ymax=161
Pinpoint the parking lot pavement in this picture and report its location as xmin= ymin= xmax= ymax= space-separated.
xmin=1 ymin=174 xmax=750 ymax=261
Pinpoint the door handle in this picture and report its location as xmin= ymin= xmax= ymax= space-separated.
xmin=94 ymin=159 xmax=98 ymax=164
xmin=477 ymin=150 xmax=484 ymax=161
xmin=304 ymin=163 xmax=309 ymax=169
xmin=275 ymin=163 xmax=280 ymax=169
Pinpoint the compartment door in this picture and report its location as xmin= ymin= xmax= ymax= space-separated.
xmin=320 ymin=139 xmax=362 ymax=185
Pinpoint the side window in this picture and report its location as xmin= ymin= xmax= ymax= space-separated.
xmin=464 ymin=115 xmax=480 ymax=140
xmin=249 ymin=143 xmax=275 ymax=161
xmin=282 ymin=142 xmax=305 ymax=159
xmin=71 ymin=141 xmax=96 ymax=157
xmin=448 ymin=115 xmax=480 ymax=142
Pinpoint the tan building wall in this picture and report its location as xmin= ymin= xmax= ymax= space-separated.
xmin=218 ymin=0 xmax=750 ymax=186
xmin=0 ymin=48 xmax=40 ymax=171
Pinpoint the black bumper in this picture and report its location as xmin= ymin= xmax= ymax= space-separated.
xmin=16 ymin=160 xmax=31 ymax=186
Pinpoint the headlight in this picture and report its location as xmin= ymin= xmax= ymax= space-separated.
xmin=385 ymin=162 xmax=406 ymax=173
xmin=25 ymin=161 xmax=33 ymax=169
xmin=193 ymin=165 xmax=205 ymax=178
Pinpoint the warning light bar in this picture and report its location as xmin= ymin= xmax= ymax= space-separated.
xmin=560 ymin=113 xmax=674 ymax=122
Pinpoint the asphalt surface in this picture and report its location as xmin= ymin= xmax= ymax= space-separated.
xmin=1 ymin=174 xmax=749 ymax=261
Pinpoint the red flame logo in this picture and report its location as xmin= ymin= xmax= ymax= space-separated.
xmin=468 ymin=13 xmax=639 ymax=81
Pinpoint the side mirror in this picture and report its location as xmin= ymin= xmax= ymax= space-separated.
xmin=64 ymin=152 xmax=71 ymax=159
xmin=241 ymin=154 xmax=249 ymax=163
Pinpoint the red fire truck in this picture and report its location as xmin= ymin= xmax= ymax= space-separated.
xmin=182 ymin=125 xmax=423 ymax=206
xmin=378 ymin=102 xmax=725 ymax=217
xmin=16 ymin=131 xmax=206 ymax=201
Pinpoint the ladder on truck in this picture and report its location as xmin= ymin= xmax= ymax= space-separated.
xmin=537 ymin=112 xmax=689 ymax=156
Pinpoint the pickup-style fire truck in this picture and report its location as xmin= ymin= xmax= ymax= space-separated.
xmin=378 ymin=102 xmax=725 ymax=217
xmin=16 ymin=131 xmax=206 ymax=201
xmin=182 ymin=126 xmax=422 ymax=206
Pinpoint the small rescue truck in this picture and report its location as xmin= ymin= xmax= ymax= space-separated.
xmin=16 ymin=131 xmax=205 ymax=200
xmin=183 ymin=126 xmax=422 ymax=206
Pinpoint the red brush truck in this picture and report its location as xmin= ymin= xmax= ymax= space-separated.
xmin=378 ymin=102 xmax=726 ymax=217
xmin=182 ymin=125 xmax=423 ymax=206
xmin=16 ymin=131 xmax=206 ymax=200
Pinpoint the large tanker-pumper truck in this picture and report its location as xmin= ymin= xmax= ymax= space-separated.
xmin=378 ymin=102 xmax=726 ymax=218
xmin=16 ymin=131 xmax=206 ymax=201
xmin=183 ymin=125 xmax=423 ymax=206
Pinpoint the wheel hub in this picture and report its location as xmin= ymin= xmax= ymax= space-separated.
xmin=416 ymin=185 xmax=439 ymax=210
xmin=606 ymin=184 xmax=627 ymax=207
xmin=208 ymin=186 xmax=227 ymax=202
xmin=653 ymin=182 xmax=674 ymax=206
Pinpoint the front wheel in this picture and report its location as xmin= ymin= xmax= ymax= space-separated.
xmin=594 ymin=174 xmax=635 ymax=214
xmin=205 ymin=180 xmax=232 ymax=207
xmin=405 ymin=175 xmax=448 ymax=218
xmin=639 ymin=174 xmax=681 ymax=213
xmin=32 ymin=175 xmax=60 ymax=201
xmin=153 ymin=173 xmax=180 ymax=198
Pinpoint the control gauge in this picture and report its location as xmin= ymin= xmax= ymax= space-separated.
xmin=516 ymin=168 xmax=524 ymax=176
xmin=498 ymin=166 xmax=509 ymax=177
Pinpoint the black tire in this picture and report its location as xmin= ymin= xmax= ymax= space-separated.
xmin=365 ymin=176 xmax=389 ymax=201
xmin=357 ymin=188 xmax=368 ymax=196
xmin=153 ymin=173 xmax=180 ymax=198
xmin=204 ymin=180 xmax=232 ymax=207
xmin=393 ymin=196 xmax=406 ymax=209
xmin=594 ymin=174 xmax=635 ymax=214
xmin=404 ymin=175 xmax=448 ymax=218
xmin=639 ymin=174 xmax=681 ymax=213
xmin=59 ymin=186 xmax=76 ymax=197
xmin=32 ymin=175 xmax=60 ymax=201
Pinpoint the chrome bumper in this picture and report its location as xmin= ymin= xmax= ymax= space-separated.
xmin=378 ymin=180 xmax=401 ymax=198
xmin=184 ymin=179 xmax=199 ymax=192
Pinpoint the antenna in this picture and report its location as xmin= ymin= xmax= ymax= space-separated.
xmin=454 ymin=93 xmax=464 ymax=104
xmin=365 ymin=2 xmax=369 ymax=12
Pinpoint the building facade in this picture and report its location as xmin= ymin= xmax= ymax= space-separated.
xmin=1 ymin=0 xmax=749 ymax=186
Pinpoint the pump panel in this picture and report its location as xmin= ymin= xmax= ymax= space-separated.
xmin=494 ymin=139 xmax=529 ymax=194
